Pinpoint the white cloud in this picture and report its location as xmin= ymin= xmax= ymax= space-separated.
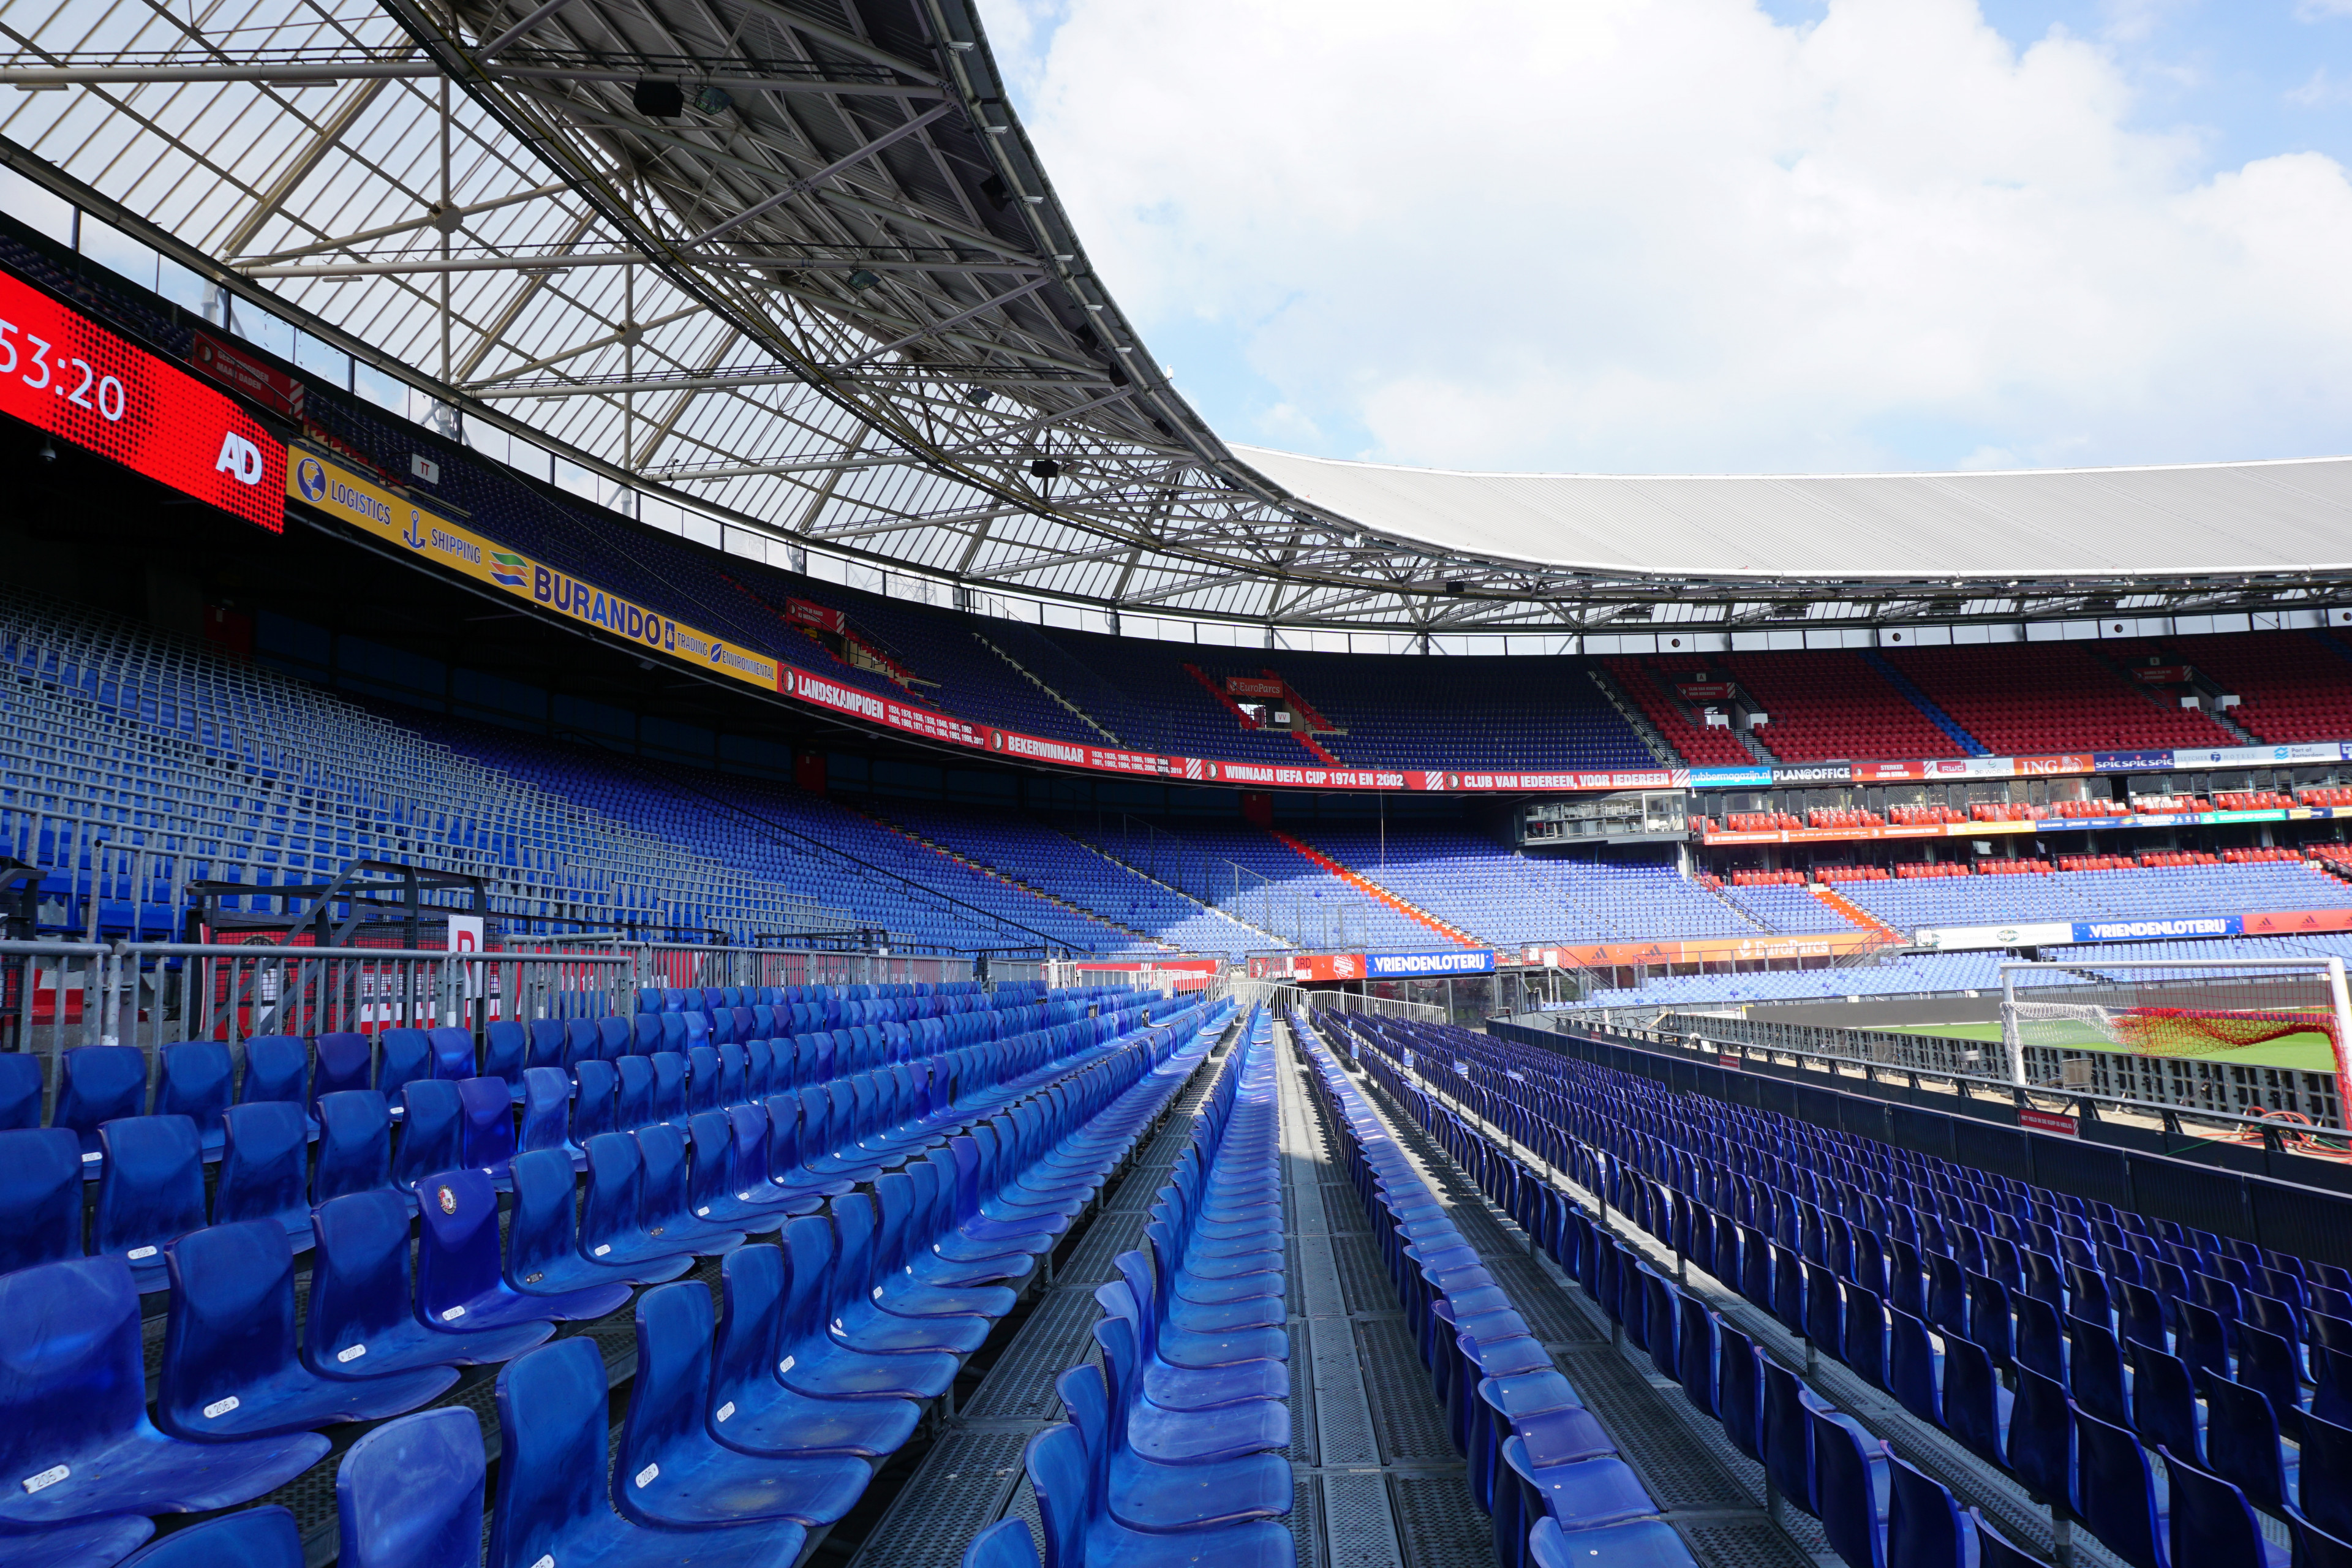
xmin=981 ymin=0 xmax=2352 ymax=473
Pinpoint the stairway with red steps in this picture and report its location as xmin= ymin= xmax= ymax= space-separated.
xmin=1267 ymin=828 xmax=1483 ymax=948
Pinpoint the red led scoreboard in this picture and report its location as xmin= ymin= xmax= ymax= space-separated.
xmin=0 ymin=268 xmax=285 ymax=531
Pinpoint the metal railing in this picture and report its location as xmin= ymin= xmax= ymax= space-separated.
xmin=1500 ymin=1008 xmax=2348 ymax=1137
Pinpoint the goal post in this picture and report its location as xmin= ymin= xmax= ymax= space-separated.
xmin=1999 ymin=956 xmax=2352 ymax=1125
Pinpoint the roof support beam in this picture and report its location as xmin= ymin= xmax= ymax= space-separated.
xmin=685 ymin=102 xmax=954 ymax=247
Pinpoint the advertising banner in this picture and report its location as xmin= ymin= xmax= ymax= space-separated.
xmin=0 ymin=268 xmax=285 ymax=531
xmin=1283 ymin=953 xmax=1366 ymax=982
xmin=2172 ymin=743 xmax=2349 ymax=769
xmin=1526 ymin=932 xmax=1880 ymax=968
xmin=290 ymin=445 xmax=777 ymax=693
xmin=1911 ymin=922 xmax=2075 ymax=950
xmin=189 ymin=330 xmax=304 ymax=419
xmin=1676 ymin=682 xmax=1735 ymax=699
xmin=2133 ymin=666 xmax=2192 ymax=684
xmin=2094 ymin=750 xmax=2175 ymax=772
xmin=783 ymin=597 xmax=846 ymax=633
xmin=2242 ymin=909 xmax=2352 ymax=936
xmin=1688 ymin=766 xmax=1775 ymax=789
xmin=1365 ymin=950 xmax=1496 ymax=977
xmin=2071 ymin=916 xmax=2243 ymax=942
xmin=1411 ymin=769 xmax=1686 ymax=793
xmin=1225 ymin=676 xmax=1284 ymax=698
xmin=1771 ymin=763 xmax=1853 ymax=784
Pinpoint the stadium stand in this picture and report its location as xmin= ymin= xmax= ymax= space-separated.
xmin=1880 ymin=643 xmax=2234 ymax=754
xmin=1599 ymin=658 xmax=1754 ymax=767
xmin=2146 ymin=631 xmax=2352 ymax=745
xmin=1716 ymin=650 xmax=1973 ymax=762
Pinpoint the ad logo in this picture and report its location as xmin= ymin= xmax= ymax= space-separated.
xmin=215 ymin=432 xmax=265 ymax=485
xmin=295 ymin=456 xmax=328 ymax=503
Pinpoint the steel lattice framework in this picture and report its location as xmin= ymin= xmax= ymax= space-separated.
xmin=3 ymin=0 xmax=2348 ymax=639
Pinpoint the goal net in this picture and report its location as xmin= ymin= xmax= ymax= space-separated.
xmin=2000 ymin=957 xmax=2352 ymax=1127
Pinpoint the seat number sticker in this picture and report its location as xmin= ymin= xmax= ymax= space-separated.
xmin=633 ymin=1463 xmax=660 ymax=1488
xmin=127 ymin=1246 xmax=157 ymax=1261
xmin=715 ymin=1401 xmax=736 ymax=1422
xmin=21 ymin=1464 xmax=67 ymax=1494
xmin=203 ymin=1396 xmax=241 ymax=1419
xmin=593 ymin=1243 xmax=612 ymax=1257
xmin=442 ymin=1305 xmax=466 ymax=1321
xmin=337 ymin=1344 xmax=368 ymax=1363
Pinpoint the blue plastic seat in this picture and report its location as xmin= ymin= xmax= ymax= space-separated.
xmin=0 ymin=1050 xmax=42 ymax=1131
xmin=1097 ymin=1314 xmax=1288 ymax=1465
xmin=1058 ymin=1358 xmax=1290 ymax=1536
xmin=425 ymin=1028 xmax=476 ymax=1082
xmin=707 ymin=1244 xmax=920 ymax=1459
xmin=158 ymin=1219 xmax=453 ymax=1439
xmin=577 ymin=1134 xmax=695 ymax=1283
xmin=0 ymin=1257 xmax=328 ymax=1527
xmin=114 ymin=1506 xmax=303 ymax=1566
xmin=0 ymin=1127 xmax=86 ymax=1277
xmin=238 ymin=1036 xmax=309 ymax=1118
xmin=1760 ymin=1359 xmax=1826 ymax=1517
xmin=774 ymin=1214 xmax=957 ymax=1402
xmin=92 ymin=1115 xmax=205 ymax=1291
xmin=490 ymin=1339 xmax=809 ymax=1568
xmin=313 ymin=1090 xmax=393 ymax=1205
xmin=571 ymin=1060 xmax=618 ymax=1145
xmin=1883 ymin=1443 xmax=1971 ymax=1568
xmin=2075 ymin=1404 xmax=2168 ymax=1568
xmin=613 ymin=1282 xmax=873 ymax=1530
xmin=1809 ymin=1407 xmax=1889 ymax=1568
xmin=964 ymin=1519 xmax=1040 ymax=1568
xmin=53 ymin=1045 xmax=146 ymax=1164
xmin=2163 ymin=1448 xmax=2288 ymax=1568
xmin=336 ymin=1408 xmax=484 ymax=1568
xmin=2203 ymin=1374 xmax=2297 ymax=1514
xmin=1942 ymin=1336 xmax=2012 ymax=1471
xmin=1024 ymin=1420 xmax=1291 ymax=1568
xmin=155 ymin=1041 xmax=232 ymax=1160
xmin=417 ymin=1168 xmax=631 ymax=1331
xmin=456 ymin=1076 xmax=516 ymax=1182
xmin=1 ymin=1516 xmax=159 ymax=1565
xmin=1525 ymin=1516 xmax=1695 ymax=1568
xmin=503 ymin=1145 xmax=655 ymax=1308
xmin=304 ymin=1189 xmax=551 ymax=1379
xmin=597 ymin=1017 xmax=632 ymax=1061
xmin=314 ymin=1032 xmax=372 ymax=1100
xmin=562 ymin=1019 xmax=599 ymax=1070
xmin=635 ymin=1121 xmax=747 ymax=1257
xmin=376 ymin=1030 xmax=431 ymax=1095
xmin=213 ymin=1100 xmax=312 ymax=1242
xmin=482 ymin=1020 xmax=527 ymax=1094
xmin=2128 ymin=1342 xmax=2202 ymax=1466
xmin=616 ymin=1055 xmax=655 ymax=1131
xmin=390 ymin=1081 xmax=462 ymax=1194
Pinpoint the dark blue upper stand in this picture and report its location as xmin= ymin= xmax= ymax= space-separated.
xmin=963 ymin=1518 xmax=1039 ymax=1568
xmin=314 ymin=1033 xmax=371 ymax=1101
xmin=614 ymin=1282 xmax=873 ymax=1531
xmin=0 ymin=1128 xmax=87 ymax=1278
xmin=417 ymin=1168 xmax=632 ymax=1330
xmin=0 ymin=1258 xmax=328 ymax=1527
xmin=113 ymin=1506 xmax=302 ymax=1567
xmin=376 ymin=1031 xmax=431 ymax=1096
xmin=1883 ymin=1443 xmax=1971 ymax=1568
xmin=55 ymin=1046 xmax=146 ymax=1169
xmin=157 ymin=1219 xmax=454 ymax=1440
xmin=336 ymin=1409 xmax=485 ymax=1568
xmin=304 ymin=1191 xmax=551 ymax=1379
xmin=237 ymin=1038 xmax=311 ymax=1130
xmin=2075 ymin=1404 xmax=2168 ymax=1568
xmin=213 ymin=1101 xmax=312 ymax=1243
xmin=489 ymin=1340 xmax=809 ymax=1568
xmin=0 ymin=1050 xmax=43 ymax=1130
xmin=389 ymin=1082 xmax=461 ymax=1194
xmin=576 ymin=1134 xmax=695 ymax=1283
xmin=92 ymin=1116 xmax=205 ymax=1292
xmin=707 ymin=1245 xmax=920 ymax=1460
xmin=154 ymin=1042 xmax=231 ymax=1160
xmin=455 ymin=1077 xmax=516 ymax=1185
xmin=313 ymin=1091 xmax=394 ymax=1207
xmin=0 ymin=1515 xmax=156 ymax=1567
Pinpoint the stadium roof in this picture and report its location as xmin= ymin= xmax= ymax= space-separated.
xmin=6 ymin=0 xmax=2351 ymax=640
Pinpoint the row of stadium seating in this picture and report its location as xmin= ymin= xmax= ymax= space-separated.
xmin=1340 ymin=1012 xmax=2351 ymax=1568
xmin=963 ymin=1006 xmax=1299 ymax=1568
xmin=0 ymin=983 xmax=1231 ymax=1564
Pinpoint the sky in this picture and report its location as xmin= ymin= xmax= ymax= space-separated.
xmin=974 ymin=0 xmax=2352 ymax=475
